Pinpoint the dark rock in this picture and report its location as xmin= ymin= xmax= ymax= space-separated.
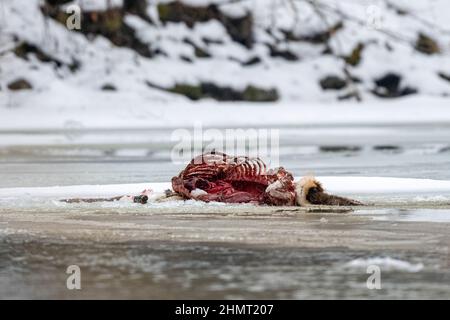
xmin=320 ymin=146 xmax=361 ymax=153
xmin=123 ymin=0 xmax=152 ymax=23
xmin=415 ymin=33 xmax=440 ymax=55
xmin=8 ymin=79 xmax=33 ymax=91
xmin=83 ymin=9 xmax=153 ymax=57
xmin=158 ymin=1 xmax=253 ymax=48
xmin=14 ymin=41 xmax=81 ymax=72
xmin=225 ymin=14 xmax=253 ymax=49
xmin=372 ymin=73 xmax=418 ymax=98
xmin=14 ymin=41 xmax=80 ymax=72
xmin=45 ymin=0 xmax=152 ymax=23
xmin=337 ymin=91 xmax=362 ymax=101
xmin=146 ymin=81 xmax=278 ymax=102
xmin=153 ymin=48 xmax=168 ymax=57
xmin=157 ymin=1 xmax=219 ymax=27
xmin=14 ymin=41 xmax=62 ymax=68
xmin=344 ymin=43 xmax=364 ymax=66
xmin=350 ymin=76 xmax=362 ymax=83
xmin=320 ymin=75 xmax=347 ymax=90
xmin=183 ymin=39 xmax=211 ymax=58
xmin=200 ymin=82 xmax=241 ymax=101
xmin=321 ymin=46 xmax=333 ymax=55
xmin=170 ymin=84 xmax=203 ymax=100
xmin=101 ymin=84 xmax=117 ymax=91
xmin=242 ymin=85 xmax=278 ymax=102
xmin=42 ymin=5 xmax=153 ymax=58
xmin=282 ymin=22 xmax=343 ymax=44
xmin=438 ymin=72 xmax=450 ymax=83
xmin=268 ymin=45 xmax=298 ymax=61
xmin=400 ymin=87 xmax=418 ymax=96
xmin=202 ymin=38 xmax=223 ymax=45
xmin=68 ymin=59 xmax=81 ymax=73
xmin=241 ymin=56 xmax=261 ymax=66
xmin=45 ymin=0 xmax=72 ymax=5
xmin=180 ymin=55 xmax=193 ymax=63
xmin=373 ymin=145 xmax=401 ymax=152
xmin=194 ymin=47 xmax=211 ymax=58
xmin=376 ymin=73 xmax=401 ymax=93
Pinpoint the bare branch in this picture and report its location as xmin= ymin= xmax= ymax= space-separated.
xmin=305 ymin=0 xmax=362 ymax=101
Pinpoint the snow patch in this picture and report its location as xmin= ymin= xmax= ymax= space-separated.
xmin=319 ymin=176 xmax=450 ymax=195
xmin=1 ymin=177 xmax=450 ymax=201
xmin=344 ymin=257 xmax=424 ymax=272
xmin=1 ymin=0 xmax=450 ymax=108
xmin=191 ymin=188 xmax=208 ymax=197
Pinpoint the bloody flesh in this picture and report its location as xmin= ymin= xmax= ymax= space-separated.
xmin=172 ymin=152 xmax=296 ymax=206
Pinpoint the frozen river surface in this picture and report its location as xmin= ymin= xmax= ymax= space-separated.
xmin=0 ymin=124 xmax=449 ymax=299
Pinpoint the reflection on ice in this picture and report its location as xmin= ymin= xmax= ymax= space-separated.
xmin=357 ymin=208 xmax=450 ymax=223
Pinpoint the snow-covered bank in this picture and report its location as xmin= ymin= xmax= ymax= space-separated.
xmin=1 ymin=96 xmax=450 ymax=131
xmin=1 ymin=0 xmax=450 ymax=113
xmin=1 ymin=0 xmax=450 ymax=136
xmin=1 ymin=176 xmax=449 ymax=200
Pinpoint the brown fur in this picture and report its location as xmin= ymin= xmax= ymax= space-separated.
xmin=62 ymin=195 xmax=149 ymax=204
xmin=295 ymin=176 xmax=362 ymax=206
xmin=61 ymin=196 xmax=123 ymax=203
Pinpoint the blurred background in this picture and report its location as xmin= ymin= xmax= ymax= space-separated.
xmin=1 ymin=0 xmax=450 ymax=187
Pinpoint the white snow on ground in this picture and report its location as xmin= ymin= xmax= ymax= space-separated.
xmin=1 ymin=177 xmax=449 ymax=200
xmin=343 ymin=257 xmax=424 ymax=272
xmin=320 ymin=176 xmax=450 ymax=195
xmin=0 ymin=182 xmax=172 ymax=200
xmin=1 ymin=96 xmax=450 ymax=131
xmin=1 ymin=0 xmax=450 ymax=117
xmin=1 ymin=177 xmax=449 ymax=222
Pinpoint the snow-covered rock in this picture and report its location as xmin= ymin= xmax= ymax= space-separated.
xmin=1 ymin=0 xmax=450 ymax=134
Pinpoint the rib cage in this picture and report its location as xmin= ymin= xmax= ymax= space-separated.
xmin=172 ymin=151 xmax=296 ymax=205
xmin=181 ymin=152 xmax=271 ymax=184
